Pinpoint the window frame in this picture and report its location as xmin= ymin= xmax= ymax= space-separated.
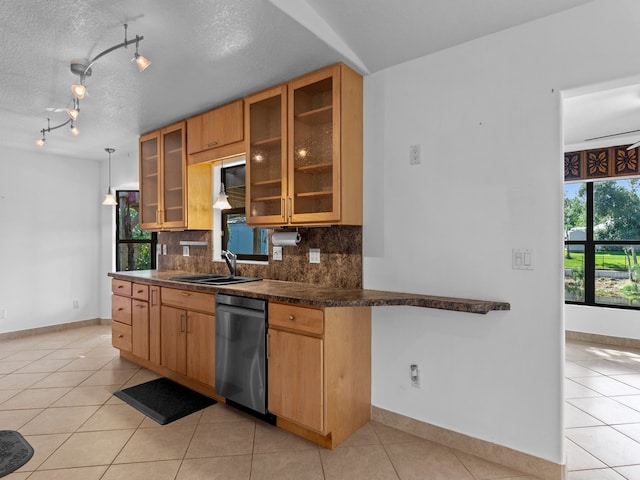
xmin=564 ymin=180 xmax=640 ymax=310
xmin=217 ymin=162 xmax=269 ymax=263
xmin=115 ymin=190 xmax=157 ymax=271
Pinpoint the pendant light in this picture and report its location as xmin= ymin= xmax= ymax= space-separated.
xmin=213 ymin=159 xmax=232 ymax=210
xmin=102 ymin=148 xmax=117 ymax=206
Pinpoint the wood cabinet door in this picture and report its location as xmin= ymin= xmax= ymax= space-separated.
xmin=246 ymin=85 xmax=288 ymax=225
xmin=131 ymin=299 xmax=149 ymax=360
xmin=160 ymin=305 xmax=187 ymax=376
xmin=139 ymin=130 xmax=161 ymax=229
xmin=160 ymin=122 xmax=186 ymax=229
xmin=288 ymin=65 xmax=340 ymax=224
xmin=149 ymin=286 xmax=161 ymax=364
xmin=186 ymin=311 xmax=215 ymax=387
xmin=201 ymin=100 xmax=243 ymax=150
xmin=268 ymin=329 xmax=324 ymax=432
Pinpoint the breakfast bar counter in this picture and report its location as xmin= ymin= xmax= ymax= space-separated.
xmin=109 ymin=270 xmax=510 ymax=315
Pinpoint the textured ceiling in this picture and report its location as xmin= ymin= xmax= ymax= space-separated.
xmin=0 ymin=0 xmax=594 ymax=161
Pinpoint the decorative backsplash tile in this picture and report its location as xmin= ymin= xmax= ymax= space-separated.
xmin=157 ymin=226 xmax=362 ymax=289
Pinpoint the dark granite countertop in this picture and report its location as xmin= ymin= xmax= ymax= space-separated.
xmin=108 ymin=270 xmax=510 ymax=315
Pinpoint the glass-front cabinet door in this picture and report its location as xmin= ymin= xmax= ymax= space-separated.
xmin=288 ymin=65 xmax=340 ymax=223
xmin=160 ymin=122 xmax=186 ymax=229
xmin=139 ymin=122 xmax=186 ymax=231
xmin=139 ymin=131 xmax=160 ymax=229
xmin=246 ymin=85 xmax=287 ymax=225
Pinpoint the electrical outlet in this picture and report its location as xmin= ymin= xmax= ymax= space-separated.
xmin=309 ymin=248 xmax=320 ymax=264
xmin=410 ymin=364 xmax=421 ymax=388
xmin=273 ymin=246 xmax=283 ymax=261
xmin=182 ymin=245 xmax=189 ymax=257
xmin=0 ymin=309 xmax=5 ymax=320
xmin=162 ymin=244 xmax=167 ymax=255
xmin=73 ymin=300 xmax=79 ymax=309
xmin=409 ymin=144 xmax=421 ymax=165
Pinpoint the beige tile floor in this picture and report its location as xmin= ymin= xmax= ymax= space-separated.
xmin=0 ymin=323 xmax=609 ymax=480
xmin=566 ymin=339 xmax=640 ymax=480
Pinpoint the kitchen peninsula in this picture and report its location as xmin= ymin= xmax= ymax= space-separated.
xmin=109 ymin=269 xmax=508 ymax=448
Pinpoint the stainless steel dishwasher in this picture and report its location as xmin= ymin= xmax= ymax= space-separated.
xmin=215 ymin=293 xmax=270 ymax=417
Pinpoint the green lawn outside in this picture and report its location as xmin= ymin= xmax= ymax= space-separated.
xmin=564 ymin=251 xmax=632 ymax=270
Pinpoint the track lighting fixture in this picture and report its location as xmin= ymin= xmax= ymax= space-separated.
xmin=102 ymin=148 xmax=118 ymax=206
xmin=66 ymin=99 xmax=80 ymax=121
xmin=35 ymin=23 xmax=150 ymax=148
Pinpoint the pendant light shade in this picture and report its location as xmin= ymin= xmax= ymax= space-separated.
xmin=213 ymin=183 xmax=232 ymax=210
xmin=102 ymin=148 xmax=117 ymax=206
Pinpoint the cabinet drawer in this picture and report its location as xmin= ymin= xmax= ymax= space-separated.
xmin=161 ymin=287 xmax=215 ymax=314
xmin=132 ymin=283 xmax=149 ymax=301
xmin=112 ymin=295 xmax=132 ymax=325
xmin=112 ymin=279 xmax=132 ymax=296
xmin=112 ymin=321 xmax=132 ymax=352
xmin=269 ymin=303 xmax=323 ymax=335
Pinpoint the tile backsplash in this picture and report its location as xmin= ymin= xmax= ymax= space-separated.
xmin=157 ymin=226 xmax=362 ymax=289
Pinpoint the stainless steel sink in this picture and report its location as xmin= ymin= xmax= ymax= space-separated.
xmin=169 ymin=274 xmax=262 ymax=285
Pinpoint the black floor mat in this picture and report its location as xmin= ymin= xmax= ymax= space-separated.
xmin=114 ymin=377 xmax=217 ymax=425
xmin=0 ymin=430 xmax=34 ymax=478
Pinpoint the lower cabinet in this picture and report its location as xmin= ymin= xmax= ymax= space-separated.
xmin=160 ymin=288 xmax=215 ymax=388
xmin=267 ymin=302 xmax=372 ymax=448
xmin=268 ymin=328 xmax=323 ymax=431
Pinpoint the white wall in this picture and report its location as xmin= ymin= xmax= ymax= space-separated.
xmin=363 ymin=0 xmax=640 ymax=465
xmin=566 ymin=304 xmax=640 ymax=340
xmin=0 ymin=147 xmax=102 ymax=332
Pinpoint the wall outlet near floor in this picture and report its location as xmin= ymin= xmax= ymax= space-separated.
xmin=409 ymin=144 xmax=421 ymax=165
xmin=410 ymin=364 xmax=421 ymax=388
xmin=0 ymin=309 xmax=5 ymax=320
xmin=182 ymin=245 xmax=189 ymax=257
xmin=309 ymin=248 xmax=320 ymax=264
xmin=273 ymin=246 xmax=283 ymax=261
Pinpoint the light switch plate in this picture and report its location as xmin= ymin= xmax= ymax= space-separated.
xmin=512 ymin=248 xmax=533 ymax=270
xmin=309 ymin=248 xmax=320 ymax=264
xmin=182 ymin=245 xmax=189 ymax=257
xmin=273 ymin=246 xmax=282 ymax=261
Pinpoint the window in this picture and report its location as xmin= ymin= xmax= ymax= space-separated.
xmin=116 ymin=190 xmax=156 ymax=271
xmin=220 ymin=164 xmax=268 ymax=261
xmin=564 ymin=179 xmax=640 ymax=308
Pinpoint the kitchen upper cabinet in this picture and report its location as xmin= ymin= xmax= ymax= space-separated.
xmin=139 ymin=121 xmax=212 ymax=231
xmin=140 ymin=122 xmax=186 ymax=230
xmin=187 ymin=100 xmax=244 ymax=164
xmin=246 ymin=63 xmax=363 ymax=226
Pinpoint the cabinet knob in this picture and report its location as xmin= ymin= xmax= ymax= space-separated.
xmin=289 ymin=315 xmax=295 ymax=321
xmin=118 ymin=308 xmax=124 ymax=311
xmin=118 ymin=334 xmax=124 ymax=338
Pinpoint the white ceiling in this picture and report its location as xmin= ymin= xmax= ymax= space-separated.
xmin=0 ymin=0 xmax=597 ymax=161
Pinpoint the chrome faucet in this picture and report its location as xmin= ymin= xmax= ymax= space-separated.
xmin=221 ymin=250 xmax=237 ymax=276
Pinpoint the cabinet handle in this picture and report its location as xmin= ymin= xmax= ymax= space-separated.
xmin=180 ymin=315 xmax=186 ymax=333
xmin=281 ymin=198 xmax=286 ymax=220
xmin=151 ymin=289 xmax=157 ymax=306
xmin=117 ymin=285 xmax=124 ymax=289
xmin=117 ymin=308 xmax=124 ymax=311
xmin=118 ymin=334 xmax=124 ymax=338
xmin=266 ymin=333 xmax=270 ymax=359
xmin=186 ymin=316 xmax=192 ymax=334
xmin=288 ymin=315 xmax=295 ymax=321
xmin=288 ymin=197 xmax=292 ymax=219
xmin=156 ymin=210 xmax=160 ymax=224
xmin=135 ymin=304 xmax=145 ymax=309
xmin=206 ymin=141 xmax=218 ymax=147
xmin=179 ymin=292 xmax=191 ymax=297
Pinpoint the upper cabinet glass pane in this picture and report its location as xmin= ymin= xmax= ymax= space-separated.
xmin=291 ymin=76 xmax=334 ymax=215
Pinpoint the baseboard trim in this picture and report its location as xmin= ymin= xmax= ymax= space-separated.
xmin=371 ymin=406 xmax=564 ymax=480
xmin=0 ymin=318 xmax=111 ymax=340
xmin=566 ymin=330 xmax=640 ymax=349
